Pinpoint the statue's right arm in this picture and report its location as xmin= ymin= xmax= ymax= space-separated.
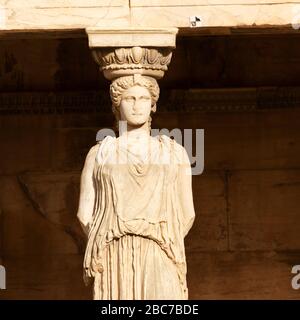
xmin=77 ymin=144 xmax=99 ymax=237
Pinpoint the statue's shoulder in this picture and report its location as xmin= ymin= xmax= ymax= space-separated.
xmin=158 ymin=134 xmax=186 ymax=151
xmin=157 ymin=134 xmax=176 ymax=144
xmin=84 ymin=143 xmax=99 ymax=166
xmin=85 ymin=137 xmax=106 ymax=161
xmin=90 ymin=135 xmax=115 ymax=152
xmin=93 ymin=135 xmax=116 ymax=164
xmin=157 ymin=134 xmax=190 ymax=164
xmin=173 ymin=140 xmax=190 ymax=165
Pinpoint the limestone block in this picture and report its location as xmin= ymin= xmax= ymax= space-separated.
xmin=229 ymin=170 xmax=300 ymax=251
xmin=0 ymin=39 xmax=58 ymax=91
xmin=131 ymin=0 xmax=300 ymax=5
xmin=86 ymin=27 xmax=178 ymax=48
xmin=179 ymin=109 xmax=300 ymax=170
xmin=51 ymin=127 xmax=98 ymax=170
xmin=0 ymin=175 xmax=83 ymax=255
xmin=185 ymin=171 xmax=228 ymax=251
xmin=131 ymin=4 xmax=300 ymax=28
xmin=1 ymin=6 xmax=130 ymax=30
xmin=1 ymin=0 xmax=299 ymax=30
xmin=0 ymin=254 xmax=91 ymax=299
xmin=186 ymin=251 xmax=300 ymax=299
xmin=1 ymin=0 xmax=126 ymax=7
xmin=0 ymin=119 xmax=53 ymax=174
xmin=18 ymin=172 xmax=85 ymax=251
xmin=173 ymin=36 xmax=300 ymax=87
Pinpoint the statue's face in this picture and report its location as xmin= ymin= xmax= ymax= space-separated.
xmin=119 ymin=85 xmax=152 ymax=127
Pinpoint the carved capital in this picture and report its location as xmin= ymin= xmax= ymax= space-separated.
xmin=91 ymin=46 xmax=173 ymax=80
xmin=86 ymin=27 xmax=178 ymax=80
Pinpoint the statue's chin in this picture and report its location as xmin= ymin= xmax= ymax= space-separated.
xmin=126 ymin=120 xmax=148 ymax=128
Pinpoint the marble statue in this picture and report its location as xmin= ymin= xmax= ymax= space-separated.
xmin=78 ymin=30 xmax=194 ymax=299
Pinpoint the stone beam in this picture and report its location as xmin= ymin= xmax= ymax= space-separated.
xmin=0 ymin=2 xmax=300 ymax=34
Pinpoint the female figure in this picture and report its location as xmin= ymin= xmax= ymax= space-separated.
xmin=77 ymin=74 xmax=195 ymax=300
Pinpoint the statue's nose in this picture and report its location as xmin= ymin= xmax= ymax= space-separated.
xmin=132 ymin=102 xmax=139 ymax=112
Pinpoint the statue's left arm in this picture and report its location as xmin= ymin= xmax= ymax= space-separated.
xmin=77 ymin=144 xmax=99 ymax=237
xmin=177 ymin=146 xmax=196 ymax=237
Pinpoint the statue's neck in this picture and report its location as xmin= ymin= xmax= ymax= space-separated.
xmin=119 ymin=123 xmax=150 ymax=140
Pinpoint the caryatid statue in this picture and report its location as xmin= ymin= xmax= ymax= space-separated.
xmin=77 ymin=29 xmax=195 ymax=300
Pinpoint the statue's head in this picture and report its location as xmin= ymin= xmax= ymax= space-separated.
xmin=110 ymin=74 xmax=160 ymax=132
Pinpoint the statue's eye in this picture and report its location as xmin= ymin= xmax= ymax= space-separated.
xmin=123 ymin=96 xmax=135 ymax=102
xmin=140 ymin=96 xmax=151 ymax=101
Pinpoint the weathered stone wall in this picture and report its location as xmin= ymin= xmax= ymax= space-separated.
xmin=0 ymin=109 xmax=300 ymax=299
xmin=0 ymin=34 xmax=300 ymax=299
xmin=3 ymin=34 xmax=300 ymax=91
